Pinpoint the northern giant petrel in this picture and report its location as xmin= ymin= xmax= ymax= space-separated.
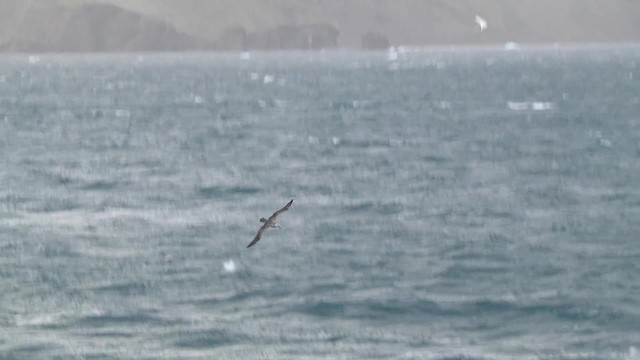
xmin=247 ymin=199 xmax=293 ymax=248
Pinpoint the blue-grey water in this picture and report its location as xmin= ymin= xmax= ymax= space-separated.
xmin=1 ymin=47 xmax=639 ymax=359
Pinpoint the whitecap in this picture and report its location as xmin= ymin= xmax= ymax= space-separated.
xmin=531 ymin=102 xmax=555 ymax=111
xmin=16 ymin=313 xmax=60 ymax=327
xmin=504 ymin=42 xmax=520 ymax=50
xmin=439 ymin=101 xmax=451 ymax=109
xmin=599 ymin=138 xmax=613 ymax=148
xmin=223 ymin=259 xmax=237 ymax=273
xmin=590 ymin=130 xmax=603 ymax=138
xmin=507 ymin=101 xmax=529 ymax=111
xmin=115 ymin=109 xmax=130 ymax=118
xmin=389 ymin=138 xmax=404 ymax=147
xmin=387 ymin=47 xmax=398 ymax=61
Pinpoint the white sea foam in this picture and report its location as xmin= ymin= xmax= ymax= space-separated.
xmin=439 ymin=101 xmax=451 ymax=109
xmin=599 ymin=138 xmax=613 ymax=148
xmin=507 ymin=101 xmax=555 ymax=111
xmin=263 ymin=75 xmax=274 ymax=84
xmin=115 ymin=109 xmax=130 ymax=118
xmin=531 ymin=102 xmax=555 ymax=111
xmin=388 ymin=138 xmax=404 ymax=147
xmin=507 ymin=101 xmax=529 ymax=111
xmin=387 ymin=47 xmax=398 ymax=61
xmin=504 ymin=42 xmax=520 ymax=51
xmin=223 ymin=259 xmax=237 ymax=273
xmin=16 ymin=313 xmax=60 ymax=327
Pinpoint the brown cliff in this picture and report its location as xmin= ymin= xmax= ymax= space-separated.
xmin=0 ymin=2 xmax=201 ymax=52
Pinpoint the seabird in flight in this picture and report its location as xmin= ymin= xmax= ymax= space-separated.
xmin=475 ymin=15 xmax=488 ymax=32
xmin=247 ymin=199 xmax=293 ymax=248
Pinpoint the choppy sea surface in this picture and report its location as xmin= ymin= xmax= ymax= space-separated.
xmin=1 ymin=47 xmax=639 ymax=360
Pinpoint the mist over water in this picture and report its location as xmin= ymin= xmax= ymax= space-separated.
xmin=1 ymin=47 xmax=639 ymax=359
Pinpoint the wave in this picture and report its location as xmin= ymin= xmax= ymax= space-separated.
xmin=294 ymin=298 xmax=454 ymax=320
xmin=173 ymin=328 xmax=242 ymax=349
xmin=423 ymin=154 xmax=451 ymax=163
xmin=191 ymin=287 xmax=293 ymax=310
xmin=27 ymin=168 xmax=126 ymax=191
xmin=4 ymin=344 xmax=60 ymax=357
xmin=342 ymin=201 xmax=403 ymax=215
xmin=293 ymin=296 xmax=634 ymax=326
xmin=74 ymin=312 xmax=171 ymax=328
xmin=81 ymin=180 xmax=120 ymax=191
xmin=434 ymin=357 xmax=495 ymax=360
xmin=196 ymin=185 xmax=260 ymax=199
xmin=27 ymin=197 xmax=81 ymax=213
xmin=92 ymin=281 xmax=151 ymax=296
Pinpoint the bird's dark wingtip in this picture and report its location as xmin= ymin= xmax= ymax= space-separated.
xmin=247 ymin=236 xmax=260 ymax=248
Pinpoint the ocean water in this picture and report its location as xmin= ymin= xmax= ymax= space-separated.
xmin=1 ymin=47 xmax=639 ymax=359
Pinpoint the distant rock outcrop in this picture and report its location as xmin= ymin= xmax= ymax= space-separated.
xmin=217 ymin=27 xmax=248 ymax=51
xmin=361 ymin=32 xmax=390 ymax=49
xmin=217 ymin=24 xmax=339 ymax=51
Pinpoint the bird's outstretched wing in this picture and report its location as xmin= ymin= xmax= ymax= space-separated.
xmin=247 ymin=224 xmax=268 ymax=248
xmin=269 ymin=199 xmax=293 ymax=220
xmin=246 ymin=199 xmax=293 ymax=248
